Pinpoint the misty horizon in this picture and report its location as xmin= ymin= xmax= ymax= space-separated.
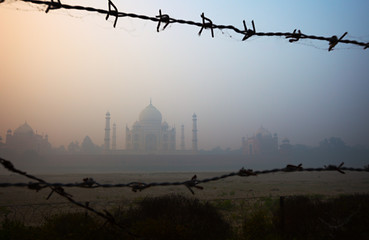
xmin=1 ymin=111 xmax=368 ymax=151
xmin=1 ymin=1 xmax=369 ymax=152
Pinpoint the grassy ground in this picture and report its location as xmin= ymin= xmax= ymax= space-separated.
xmin=1 ymin=171 xmax=369 ymax=239
xmin=1 ymin=194 xmax=369 ymax=240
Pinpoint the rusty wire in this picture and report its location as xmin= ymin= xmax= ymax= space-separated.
xmin=2 ymin=0 xmax=369 ymax=50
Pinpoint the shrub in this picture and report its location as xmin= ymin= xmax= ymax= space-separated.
xmin=0 ymin=218 xmax=39 ymax=240
xmin=40 ymin=212 xmax=102 ymax=240
xmin=273 ymin=194 xmax=369 ymax=240
xmin=119 ymin=194 xmax=232 ymax=240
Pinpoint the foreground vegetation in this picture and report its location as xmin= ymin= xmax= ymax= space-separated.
xmin=1 ymin=194 xmax=368 ymax=240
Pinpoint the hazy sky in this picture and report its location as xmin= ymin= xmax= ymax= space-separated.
xmin=1 ymin=0 xmax=369 ymax=150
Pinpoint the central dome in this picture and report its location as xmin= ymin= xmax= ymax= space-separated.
xmin=14 ymin=122 xmax=34 ymax=135
xmin=139 ymin=103 xmax=162 ymax=123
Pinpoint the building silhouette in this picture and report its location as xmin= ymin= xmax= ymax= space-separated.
xmin=242 ymin=126 xmax=278 ymax=155
xmin=192 ymin=113 xmax=198 ymax=153
xmin=125 ymin=101 xmax=176 ymax=153
xmin=2 ymin=122 xmax=51 ymax=155
xmin=104 ymin=112 xmax=111 ymax=152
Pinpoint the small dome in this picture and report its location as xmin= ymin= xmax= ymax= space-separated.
xmin=14 ymin=122 xmax=34 ymax=135
xmin=255 ymin=126 xmax=272 ymax=138
xmin=161 ymin=121 xmax=169 ymax=130
xmin=139 ymin=103 xmax=162 ymax=123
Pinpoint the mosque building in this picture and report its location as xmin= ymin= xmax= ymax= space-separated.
xmin=242 ymin=126 xmax=278 ymax=155
xmin=2 ymin=122 xmax=52 ymax=155
xmin=125 ymin=101 xmax=176 ymax=153
xmin=104 ymin=101 xmax=198 ymax=154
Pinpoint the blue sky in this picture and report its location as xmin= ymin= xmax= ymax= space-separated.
xmin=0 ymin=0 xmax=368 ymax=150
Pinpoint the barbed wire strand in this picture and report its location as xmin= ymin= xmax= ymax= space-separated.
xmin=2 ymin=0 xmax=369 ymax=50
xmin=1 ymin=157 xmax=369 ymax=237
xmin=0 ymin=157 xmax=139 ymax=238
xmin=1 ymin=158 xmax=369 ymax=192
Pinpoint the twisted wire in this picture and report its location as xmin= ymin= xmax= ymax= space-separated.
xmin=1 ymin=157 xmax=369 ymax=237
xmin=0 ymin=157 xmax=139 ymax=238
xmin=1 ymin=157 xmax=368 ymax=192
xmin=3 ymin=0 xmax=369 ymax=50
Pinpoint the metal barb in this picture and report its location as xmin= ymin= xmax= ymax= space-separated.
xmin=3 ymin=0 xmax=368 ymax=50
xmin=81 ymin=177 xmax=96 ymax=187
xmin=238 ymin=167 xmax=257 ymax=176
xmin=328 ymin=32 xmax=347 ymax=51
xmin=198 ymin=13 xmax=214 ymax=38
xmin=286 ymin=29 xmax=302 ymax=43
xmin=129 ymin=182 xmax=147 ymax=192
xmin=156 ymin=9 xmax=170 ymax=32
xmin=45 ymin=0 xmax=61 ymax=13
xmin=242 ymin=20 xmax=256 ymax=41
xmin=106 ymin=0 xmax=119 ymax=28
xmin=28 ymin=182 xmax=44 ymax=192
xmin=324 ymin=162 xmax=345 ymax=174
xmin=185 ymin=175 xmax=204 ymax=194
xmin=285 ymin=163 xmax=303 ymax=172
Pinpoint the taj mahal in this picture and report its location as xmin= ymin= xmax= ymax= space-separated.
xmin=104 ymin=101 xmax=198 ymax=154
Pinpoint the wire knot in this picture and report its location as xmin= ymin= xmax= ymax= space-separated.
xmin=198 ymin=13 xmax=214 ymax=38
xmin=47 ymin=186 xmax=72 ymax=200
xmin=156 ymin=9 xmax=170 ymax=32
xmin=185 ymin=175 xmax=204 ymax=195
xmin=81 ymin=178 xmax=97 ymax=188
xmin=286 ymin=29 xmax=302 ymax=43
xmin=45 ymin=0 xmax=61 ymax=13
xmin=324 ymin=162 xmax=345 ymax=174
xmin=106 ymin=0 xmax=119 ymax=28
xmin=28 ymin=182 xmax=45 ymax=192
xmin=242 ymin=20 xmax=256 ymax=41
xmin=129 ymin=182 xmax=148 ymax=192
xmin=238 ymin=167 xmax=257 ymax=176
xmin=328 ymin=32 xmax=347 ymax=51
xmin=284 ymin=164 xmax=303 ymax=172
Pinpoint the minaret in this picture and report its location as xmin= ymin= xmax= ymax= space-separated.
xmin=180 ymin=124 xmax=185 ymax=151
xmin=192 ymin=113 xmax=198 ymax=153
xmin=6 ymin=129 xmax=12 ymax=143
xmin=112 ymin=123 xmax=117 ymax=151
xmin=104 ymin=112 xmax=111 ymax=152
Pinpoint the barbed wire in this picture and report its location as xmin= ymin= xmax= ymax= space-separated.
xmin=1 ymin=156 xmax=369 ymax=237
xmin=2 ymin=0 xmax=369 ymax=51
xmin=1 ymin=158 xmax=368 ymax=193
xmin=0 ymin=157 xmax=139 ymax=238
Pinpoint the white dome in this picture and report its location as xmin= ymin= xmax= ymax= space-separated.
xmin=255 ymin=126 xmax=272 ymax=137
xmin=14 ymin=122 xmax=34 ymax=135
xmin=139 ymin=103 xmax=162 ymax=123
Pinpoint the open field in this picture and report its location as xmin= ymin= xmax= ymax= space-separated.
xmin=1 ymin=171 xmax=368 ymax=225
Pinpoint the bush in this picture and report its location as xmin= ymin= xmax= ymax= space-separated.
xmin=119 ymin=194 xmax=232 ymax=240
xmin=0 ymin=218 xmax=40 ymax=240
xmin=242 ymin=207 xmax=278 ymax=240
xmin=274 ymin=194 xmax=369 ymax=240
xmin=40 ymin=212 xmax=101 ymax=240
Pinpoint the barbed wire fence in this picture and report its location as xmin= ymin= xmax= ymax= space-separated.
xmin=1 ymin=157 xmax=369 ymax=236
xmin=1 ymin=0 xmax=369 ymax=51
